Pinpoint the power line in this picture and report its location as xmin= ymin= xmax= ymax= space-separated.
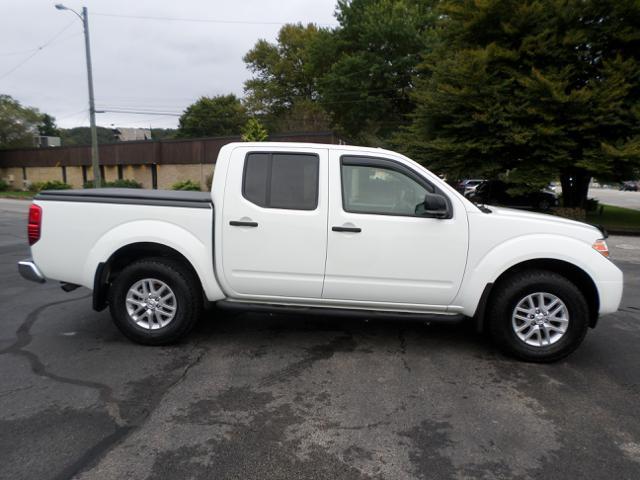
xmin=0 ymin=21 xmax=77 ymax=81
xmin=98 ymin=108 xmax=182 ymax=116
xmin=57 ymin=107 xmax=88 ymax=120
xmin=92 ymin=12 xmax=334 ymax=27
xmin=0 ymin=46 xmax=45 ymax=57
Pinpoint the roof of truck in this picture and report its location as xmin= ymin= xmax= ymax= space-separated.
xmin=220 ymin=142 xmax=403 ymax=158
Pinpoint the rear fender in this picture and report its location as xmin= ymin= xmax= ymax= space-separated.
xmin=82 ymin=220 xmax=224 ymax=301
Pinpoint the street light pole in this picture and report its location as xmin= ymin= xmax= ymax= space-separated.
xmin=81 ymin=7 xmax=101 ymax=188
xmin=55 ymin=4 xmax=101 ymax=187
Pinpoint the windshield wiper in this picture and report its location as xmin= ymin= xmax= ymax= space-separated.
xmin=474 ymin=202 xmax=492 ymax=214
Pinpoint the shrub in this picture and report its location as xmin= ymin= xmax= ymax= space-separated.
xmin=171 ymin=180 xmax=201 ymax=191
xmin=29 ymin=180 xmax=72 ymax=192
xmin=83 ymin=179 xmax=142 ymax=189
xmin=108 ymin=179 xmax=142 ymax=188
xmin=205 ymin=173 xmax=213 ymax=191
xmin=552 ymin=207 xmax=586 ymax=221
xmin=0 ymin=179 xmax=8 ymax=191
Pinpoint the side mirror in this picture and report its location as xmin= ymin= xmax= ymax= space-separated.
xmin=416 ymin=192 xmax=449 ymax=218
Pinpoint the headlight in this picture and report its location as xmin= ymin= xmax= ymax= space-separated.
xmin=592 ymin=239 xmax=610 ymax=258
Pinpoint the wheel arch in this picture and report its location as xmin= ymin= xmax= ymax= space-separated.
xmin=93 ymin=242 xmax=202 ymax=311
xmin=474 ymin=258 xmax=599 ymax=332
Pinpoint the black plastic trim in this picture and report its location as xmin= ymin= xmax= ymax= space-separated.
xmin=216 ymin=300 xmax=466 ymax=323
xmin=36 ymin=188 xmax=212 ymax=209
xmin=92 ymin=262 xmax=109 ymax=311
xmin=230 ymin=221 xmax=258 ymax=227
xmin=473 ymin=282 xmax=494 ymax=333
xmin=332 ymin=226 xmax=361 ymax=233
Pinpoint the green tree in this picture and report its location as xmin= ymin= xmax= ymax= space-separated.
xmin=59 ymin=126 xmax=116 ymax=146
xmin=318 ymin=0 xmax=438 ymax=143
xmin=177 ymin=95 xmax=247 ymax=138
xmin=243 ymin=23 xmax=331 ymax=124
xmin=38 ymin=113 xmax=60 ymax=137
xmin=399 ymin=0 xmax=640 ymax=208
xmin=270 ymin=99 xmax=331 ymax=133
xmin=241 ymin=118 xmax=269 ymax=141
xmin=0 ymin=94 xmax=42 ymax=148
xmin=150 ymin=128 xmax=176 ymax=140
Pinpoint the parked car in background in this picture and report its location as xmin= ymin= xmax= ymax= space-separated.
xmin=467 ymin=180 xmax=558 ymax=211
xmin=620 ymin=181 xmax=638 ymax=191
xmin=457 ymin=179 xmax=485 ymax=196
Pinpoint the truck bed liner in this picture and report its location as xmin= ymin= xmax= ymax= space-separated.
xmin=35 ymin=188 xmax=212 ymax=209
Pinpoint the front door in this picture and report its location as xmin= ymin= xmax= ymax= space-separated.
xmin=222 ymin=146 xmax=328 ymax=299
xmin=323 ymin=151 xmax=469 ymax=308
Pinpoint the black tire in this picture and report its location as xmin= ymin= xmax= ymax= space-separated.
xmin=487 ymin=269 xmax=589 ymax=362
xmin=537 ymin=198 xmax=551 ymax=211
xmin=108 ymin=257 xmax=202 ymax=345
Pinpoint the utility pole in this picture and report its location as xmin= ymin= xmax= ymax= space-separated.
xmin=55 ymin=4 xmax=101 ymax=187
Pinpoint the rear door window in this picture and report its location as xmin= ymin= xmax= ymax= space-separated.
xmin=243 ymin=153 xmax=319 ymax=210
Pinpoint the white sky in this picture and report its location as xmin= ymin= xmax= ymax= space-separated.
xmin=0 ymin=0 xmax=338 ymax=129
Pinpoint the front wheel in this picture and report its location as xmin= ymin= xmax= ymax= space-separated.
xmin=488 ymin=270 xmax=589 ymax=362
xmin=108 ymin=258 xmax=202 ymax=345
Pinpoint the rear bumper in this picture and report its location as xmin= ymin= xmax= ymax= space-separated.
xmin=18 ymin=259 xmax=46 ymax=284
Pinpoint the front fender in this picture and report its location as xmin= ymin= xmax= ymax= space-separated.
xmin=453 ymin=234 xmax=618 ymax=316
xmin=82 ymin=220 xmax=224 ymax=301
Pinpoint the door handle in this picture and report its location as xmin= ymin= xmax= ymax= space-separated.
xmin=332 ymin=226 xmax=361 ymax=233
xmin=230 ymin=220 xmax=258 ymax=227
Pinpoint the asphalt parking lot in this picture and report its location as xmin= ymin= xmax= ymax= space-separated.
xmin=1 ymin=199 xmax=640 ymax=480
xmin=590 ymin=187 xmax=640 ymax=210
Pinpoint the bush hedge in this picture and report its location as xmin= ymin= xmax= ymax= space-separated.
xmin=83 ymin=179 xmax=142 ymax=189
xmin=171 ymin=180 xmax=201 ymax=191
xmin=29 ymin=180 xmax=72 ymax=192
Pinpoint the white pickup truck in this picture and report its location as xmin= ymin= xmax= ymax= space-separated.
xmin=18 ymin=142 xmax=623 ymax=362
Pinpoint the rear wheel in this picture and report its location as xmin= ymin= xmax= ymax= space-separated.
xmin=488 ymin=270 xmax=589 ymax=362
xmin=108 ymin=258 xmax=202 ymax=345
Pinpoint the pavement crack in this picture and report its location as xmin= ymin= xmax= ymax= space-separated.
xmin=50 ymin=342 xmax=207 ymax=480
xmin=163 ymin=343 xmax=208 ymax=393
xmin=0 ymin=294 xmax=126 ymax=425
xmin=258 ymin=333 xmax=356 ymax=388
xmin=0 ymin=384 xmax=33 ymax=398
xmin=398 ymin=329 xmax=411 ymax=373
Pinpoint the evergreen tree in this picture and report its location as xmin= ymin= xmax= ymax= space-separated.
xmin=399 ymin=0 xmax=640 ymax=208
xmin=38 ymin=114 xmax=60 ymax=137
xmin=241 ymin=118 xmax=269 ymax=141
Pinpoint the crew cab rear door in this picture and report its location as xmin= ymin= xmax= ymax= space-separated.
xmin=221 ymin=146 xmax=329 ymax=299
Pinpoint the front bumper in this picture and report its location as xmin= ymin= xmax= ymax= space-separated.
xmin=18 ymin=259 xmax=46 ymax=284
xmin=598 ymin=279 xmax=624 ymax=315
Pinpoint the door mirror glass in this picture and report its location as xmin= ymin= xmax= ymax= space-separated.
xmin=416 ymin=192 xmax=449 ymax=218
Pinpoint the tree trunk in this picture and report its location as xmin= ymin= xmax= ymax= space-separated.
xmin=560 ymin=169 xmax=591 ymax=209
